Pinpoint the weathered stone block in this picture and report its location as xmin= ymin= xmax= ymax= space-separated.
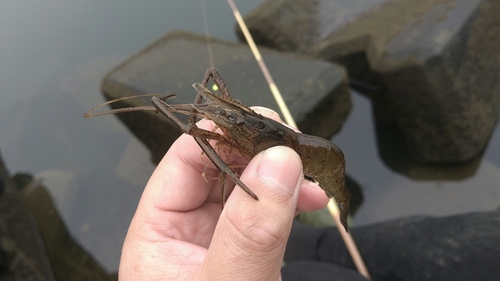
xmin=240 ymin=0 xmax=500 ymax=163
xmin=102 ymin=30 xmax=350 ymax=163
xmin=286 ymin=212 xmax=500 ymax=281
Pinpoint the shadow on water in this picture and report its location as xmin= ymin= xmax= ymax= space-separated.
xmin=333 ymin=88 xmax=500 ymax=227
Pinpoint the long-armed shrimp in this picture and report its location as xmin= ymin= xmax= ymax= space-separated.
xmin=151 ymin=68 xmax=350 ymax=230
xmin=85 ymin=67 xmax=350 ymax=230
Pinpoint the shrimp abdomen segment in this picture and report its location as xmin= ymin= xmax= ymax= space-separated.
xmin=297 ymin=134 xmax=350 ymax=230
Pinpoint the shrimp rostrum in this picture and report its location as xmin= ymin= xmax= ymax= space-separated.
xmin=85 ymin=67 xmax=350 ymax=231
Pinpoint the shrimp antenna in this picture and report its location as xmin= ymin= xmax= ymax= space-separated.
xmin=226 ymin=1 xmax=371 ymax=279
xmin=83 ymin=94 xmax=175 ymax=118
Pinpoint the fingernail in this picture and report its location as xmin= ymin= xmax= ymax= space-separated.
xmin=252 ymin=106 xmax=280 ymax=119
xmin=256 ymin=146 xmax=302 ymax=194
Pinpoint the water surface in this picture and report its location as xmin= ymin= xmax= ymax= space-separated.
xmin=1 ymin=1 xmax=498 ymax=272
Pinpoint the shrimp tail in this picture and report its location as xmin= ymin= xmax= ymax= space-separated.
xmin=297 ymin=134 xmax=350 ymax=231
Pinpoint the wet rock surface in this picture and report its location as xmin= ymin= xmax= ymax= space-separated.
xmin=240 ymin=0 xmax=500 ymax=164
xmin=0 ymin=153 xmax=116 ymax=281
xmin=283 ymin=260 xmax=369 ymax=281
xmin=0 ymin=154 xmax=55 ymax=281
xmin=101 ymin=30 xmax=350 ymax=164
xmin=18 ymin=174 xmax=117 ymax=281
xmin=285 ymin=211 xmax=500 ymax=281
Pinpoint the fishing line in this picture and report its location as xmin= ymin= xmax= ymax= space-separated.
xmin=200 ymin=0 xmax=215 ymax=68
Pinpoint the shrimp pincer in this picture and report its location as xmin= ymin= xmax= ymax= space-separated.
xmin=151 ymin=68 xmax=350 ymax=230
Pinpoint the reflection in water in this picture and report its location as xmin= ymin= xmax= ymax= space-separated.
xmin=369 ymin=90 xmax=481 ymax=180
xmin=1 ymin=88 xmax=153 ymax=272
xmin=345 ymin=175 xmax=364 ymax=215
xmin=333 ymin=91 xmax=500 ymax=226
xmin=34 ymin=169 xmax=78 ymax=224
xmin=16 ymin=173 xmax=116 ymax=280
xmin=0 ymin=1 xmax=265 ymax=273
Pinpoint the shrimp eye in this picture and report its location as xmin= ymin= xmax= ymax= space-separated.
xmin=236 ymin=116 xmax=246 ymax=125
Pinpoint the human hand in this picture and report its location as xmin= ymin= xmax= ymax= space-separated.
xmin=119 ymin=107 xmax=329 ymax=280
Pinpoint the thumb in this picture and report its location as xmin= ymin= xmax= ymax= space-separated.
xmin=197 ymin=146 xmax=303 ymax=281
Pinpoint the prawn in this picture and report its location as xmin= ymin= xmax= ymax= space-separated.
xmin=85 ymin=67 xmax=350 ymax=230
xmin=153 ymin=68 xmax=350 ymax=230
